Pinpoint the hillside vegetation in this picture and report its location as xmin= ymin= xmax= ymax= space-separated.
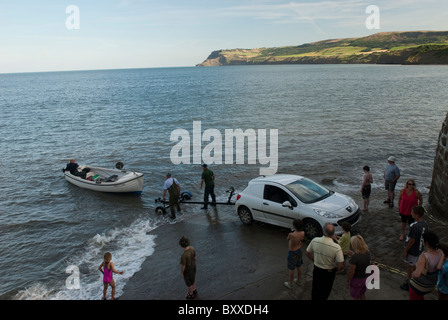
xmin=197 ymin=31 xmax=448 ymax=66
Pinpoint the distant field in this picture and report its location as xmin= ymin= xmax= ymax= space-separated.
xmin=198 ymin=31 xmax=448 ymax=66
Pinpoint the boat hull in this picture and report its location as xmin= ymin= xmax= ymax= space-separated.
xmin=64 ymin=166 xmax=144 ymax=194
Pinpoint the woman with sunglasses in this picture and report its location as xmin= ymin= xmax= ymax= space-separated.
xmin=398 ymin=179 xmax=423 ymax=241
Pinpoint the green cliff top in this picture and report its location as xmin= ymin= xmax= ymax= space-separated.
xmin=198 ymin=31 xmax=448 ymax=66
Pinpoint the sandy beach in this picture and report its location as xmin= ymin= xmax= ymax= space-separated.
xmin=120 ymin=191 xmax=447 ymax=303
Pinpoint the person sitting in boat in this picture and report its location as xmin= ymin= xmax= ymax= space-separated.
xmin=63 ymin=159 xmax=88 ymax=179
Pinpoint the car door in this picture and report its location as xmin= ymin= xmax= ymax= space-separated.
xmin=244 ymin=182 xmax=268 ymax=222
xmin=262 ymin=184 xmax=299 ymax=227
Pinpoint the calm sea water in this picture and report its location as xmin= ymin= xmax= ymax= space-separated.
xmin=1 ymin=65 xmax=447 ymax=299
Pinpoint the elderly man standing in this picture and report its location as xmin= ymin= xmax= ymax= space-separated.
xmin=384 ymin=156 xmax=401 ymax=208
xmin=163 ymin=173 xmax=181 ymax=219
xmin=306 ymin=223 xmax=344 ymax=300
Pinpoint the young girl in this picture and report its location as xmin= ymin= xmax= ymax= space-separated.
xmin=98 ymin=252 xmax=124 ymax=300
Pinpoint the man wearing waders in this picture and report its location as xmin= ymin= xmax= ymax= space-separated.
xmin=163 ymin=173 xmax=181 ymax=219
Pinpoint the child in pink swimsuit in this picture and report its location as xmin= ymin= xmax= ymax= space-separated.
xmin=98 ymin=252 xmax=124 ymax=300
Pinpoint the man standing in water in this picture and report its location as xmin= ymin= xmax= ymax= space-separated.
xmin=200 ymin=164 xmax=216 ymax=210
xmin=163 ymin=173 xmax=181 ymax=219
xmin=384 ymin=156 xmax=400 ymax=208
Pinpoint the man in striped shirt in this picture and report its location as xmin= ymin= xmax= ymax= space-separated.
xmin=306 ymin=223 xmax=345 ymax=300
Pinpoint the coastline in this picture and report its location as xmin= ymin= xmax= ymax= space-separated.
xmin=120 ymin=191 xmax=446 ymax=301
xmin=196 ymin=31 xmax=448 ymax=67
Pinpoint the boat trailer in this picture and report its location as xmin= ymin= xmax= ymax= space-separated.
xmin=155 ymin=186 xmax=236 ymax=215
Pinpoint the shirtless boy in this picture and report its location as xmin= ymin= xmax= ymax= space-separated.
xmin=284 ymin=218 xmax=305 ymax=289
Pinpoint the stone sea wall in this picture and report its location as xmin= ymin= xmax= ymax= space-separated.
xmin=429 ymin=112 xmax=448 ymax=217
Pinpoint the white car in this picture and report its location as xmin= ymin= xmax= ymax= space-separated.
xmin=235 ymin=174 xmax=361 ymax=239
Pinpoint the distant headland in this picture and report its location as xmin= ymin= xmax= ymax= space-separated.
xmin=197 ymin=31 xmax=448 ymax=66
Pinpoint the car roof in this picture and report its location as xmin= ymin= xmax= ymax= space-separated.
xmin=250 ymin=174 xmax=304 ymax=186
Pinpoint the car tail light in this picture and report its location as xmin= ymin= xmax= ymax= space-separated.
xmin=236 ymin=194 xmax=241 ymax=201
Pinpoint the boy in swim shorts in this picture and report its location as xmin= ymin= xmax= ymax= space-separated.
xmin=284 ymin=219 xmax=305 ymax=289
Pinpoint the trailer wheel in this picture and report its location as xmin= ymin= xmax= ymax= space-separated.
xmin=155 ymin=206 xmax=167 ymax=215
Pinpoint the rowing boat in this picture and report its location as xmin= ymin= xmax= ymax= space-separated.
xmin=64 ymin=165 xmax=144 ymax=194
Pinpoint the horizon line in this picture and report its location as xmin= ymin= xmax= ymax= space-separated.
xmin=0 ymin=65 xmax=197 ymax=76
xmin=3 ymin=29 xmax=448 ymax=75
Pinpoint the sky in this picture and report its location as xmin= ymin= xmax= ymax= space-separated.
xmin=0 ymin=0 xmax=447 ymax=73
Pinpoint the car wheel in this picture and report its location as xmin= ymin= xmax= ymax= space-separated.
xmin=303 ymin=219 xmax=323 ymax=239
xmin=238 ymin=206 xmax=254 ymax=225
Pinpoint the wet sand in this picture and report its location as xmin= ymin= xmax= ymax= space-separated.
xmin=121 ymin=192 xmax=447 ymax=302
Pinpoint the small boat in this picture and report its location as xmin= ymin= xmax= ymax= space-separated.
xmin=64 ymin=164 xmax=144 ymax=194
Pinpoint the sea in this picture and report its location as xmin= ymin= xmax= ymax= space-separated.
xmin=0 ymin=64 xmax=447 ymax=300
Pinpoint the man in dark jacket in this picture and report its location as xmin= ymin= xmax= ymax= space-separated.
xmin=200 ymin=164 xmax=216 ymax=209
xmin=63 ymin=159 xmax=87 ymax=179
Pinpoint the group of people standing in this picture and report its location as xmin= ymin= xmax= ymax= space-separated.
xmin=378 ymin=156 xmax=446 ymax=300
xmin=96 ymin=157 xmax=447 ymax=301
xmin=160 ymin=165 xmax=213 ymax=299
xmin=284 ymin=210 xmax=447 ymax=301
xmin=162 ymin=164 xmax=216 ymax=219
xmin=285 ymin=218 xmax=371 ymax=300
xmin=97 ymin=237 xmax=198 ymax=301
xmin=399 ymin=206 xmax=447 ymax=300
xmin=284 ymin=156 xmax=448 ymax=300
xmin=95 ymin=164 xmax=213 ymax=300
xmin=360 ymin=155 xmax=403 ymax=212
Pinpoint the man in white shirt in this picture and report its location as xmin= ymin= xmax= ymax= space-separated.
xmin=163 ymin=173 xmax=181 ymax=219
xmin=306 ymin=223 xmax=344 ymax=300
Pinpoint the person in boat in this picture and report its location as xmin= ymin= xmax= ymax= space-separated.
xmin=163 ymin=172 xmax=181 ymax=219
xmin=63 ymin=158 xmax=87 ymax=179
